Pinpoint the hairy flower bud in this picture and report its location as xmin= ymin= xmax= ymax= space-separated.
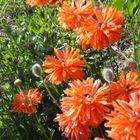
xmin=14 ymin=79 xmax=23 ymax=86
xmin=32 ymin=64 xmax=42 ymax=77
xmin=102 ymin=68 xmax=114 ymax=83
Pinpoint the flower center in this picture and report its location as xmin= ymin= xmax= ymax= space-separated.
xmin=84 ymin=93 xmax=91 ymax=98
xmin=97 ymin=22 xmax=103 ymax=27
xmin=61 ymin=60 xmax=66 ymax=66
xmin=92 ymin=15 xmax=97 ymax=20
xmin=124 ymin=84 xmax=130 ymax=91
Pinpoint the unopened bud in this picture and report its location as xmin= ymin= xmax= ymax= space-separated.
xmin=102 ymin=68 xmax=114 ymax=83
xmin=127 ymin=60 xmax=138 ymax=71
xmin=14 ymin=79 xmax=22 ymax=86
xmin=32 ymin=64 xmax=42 ymax=77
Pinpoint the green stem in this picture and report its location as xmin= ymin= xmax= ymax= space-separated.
xmin=99 ymin=125 xmax=105 ymax=139
xmin=109 ymin=46 xmax=119 ymax=77
xmin=35 ymin=114 xmax=49 ymax=139
xmin=109 ymin=82 xmax=112 ymax=102
xmin=126 ymin=5 xmax=136 ymax=52
xmin=108 ymin=46 xmax=119 ymax=79
xmin=41 ymin=77 xmax=60 ymax=109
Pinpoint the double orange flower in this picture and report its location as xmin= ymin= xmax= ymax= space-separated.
xmin=101 ymin=70 xmax=140 ymax=140
xmin=105 ymin=93 xmax=140 ymax=139
xmin=12 ymin=89 xmax=42 ymax=114
xmin=43 ymin=45 xmax=86 ymax=85
xmin=54 ymin=78 xmax=109 ymax=140
xmin=58 ymin=0 xmax=123 ymax=50
xmin=58 ymin=0 xmax=95 ymax=30
xmin=108 ymin=71 xmax=140 ymax=102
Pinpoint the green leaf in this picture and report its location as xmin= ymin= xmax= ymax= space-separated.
xmin=134 ymin=47 xmax=140 ymax=61
xmin=112 ymin=0 xmax=126 ymax=10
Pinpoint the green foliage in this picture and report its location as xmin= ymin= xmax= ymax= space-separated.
xmin=0 ymin=0 xmax=139 ymax=140
xmin=105 ymin=0 xmax=140 ymax=23
xmin=135 ymin=47 xmax=140 ymax=62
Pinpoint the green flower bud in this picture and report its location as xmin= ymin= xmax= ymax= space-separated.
xmin=32 ymin=64 xmax=42 ymax=77
xmin=102 ymin=68 xmax=114 ymax=83
xmin=14 ymin=79 xmax=22 ymax=86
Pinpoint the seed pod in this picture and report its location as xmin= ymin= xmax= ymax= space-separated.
xmin=102 ymin=68 xmax=114 ymax=83
xmin=32 ymin=64 xmax=42 ymax=77
xmin=14 ymin=79 xmax=23 ymax=86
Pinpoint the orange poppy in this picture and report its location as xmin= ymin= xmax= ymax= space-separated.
xmin=61 ymin=78 xmax=109 ymax=127
xmin=58 ymin=0 xmax=95 ymax=30
xmin=54 ymin=78 xmax=109 ymax=140
xmin=76 ymin=6 xmax=124 ymax=50
xmin=54 ymin=114 xmax=91 ymax=140
xmin=12 ymin=89 xmax=42 ymax=114
xmin=105 ymin=93 xmax=140 ymax=140
xmin=27 ymin=0 xmax=60 ymax=7
xmin=108 ymin=71 xmax=140 ymax=102
xmin=43 ymin=45 xmax=86 ymax=85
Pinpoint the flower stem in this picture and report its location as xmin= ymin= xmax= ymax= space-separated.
xmin=35 ymin=114 xmax=49 ymax=139
xmin=109 ymin=82 xmax=112 ymax=102
xmin=41 ymin=77 xmax=60 ymax=109
xmin=108 ymin=46 xmax=119 ymax=78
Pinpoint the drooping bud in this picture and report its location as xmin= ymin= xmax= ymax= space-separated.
xmin=14 ymin=79 xmax=23 ymax=86
xmin=127 ymin=60 xmax=138 ymax=71
xmin=102 ymin=68 xmax=114 ymax=83
xmin=32 ymin=64 xmax=42 ymax=77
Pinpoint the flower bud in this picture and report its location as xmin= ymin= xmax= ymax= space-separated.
xmin=102 ymin=68 xmax=114 ymax=83
xmin=32 ymin=64 xmax=42 ymax=77
xmin=14 ymin=79 xmax=22 ymax=86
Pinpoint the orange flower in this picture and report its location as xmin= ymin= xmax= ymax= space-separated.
xmin=12 ymin=89 xmax=42 ymax=114
xmin=109 ymin=71 xmax=140 ymax=102
xmin=43 ymin=45 xmax=86 ymax=85
xmin=58 ymin=0 xmax=95 ymax=30
xmin=54 ymin=78 xmax=109 ymax=140
xmin=27 ymin=0 xmax=60 ymax=7
xmin=55 ymin=114 xmax=91 ymax=140
xmin=105 ymin=93 xmax=140 ymax=140
xmin=76 ymin=6 xmax=123 ymax=50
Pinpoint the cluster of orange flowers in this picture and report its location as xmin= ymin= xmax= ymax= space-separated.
xmin=27 ymin=0 xmax=123 ymax=49
xmin=58 ymin=0 xmax=123 ymax=50
xmin=56 ymin=72 xmax=140 ymax=140
xmin=11 ymin=0 xmax=140 ymax=140
xmin=27 ymin=0 xmax=124 ymax=50
xmin=42 ymin=45 xmax=140 ymax=139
